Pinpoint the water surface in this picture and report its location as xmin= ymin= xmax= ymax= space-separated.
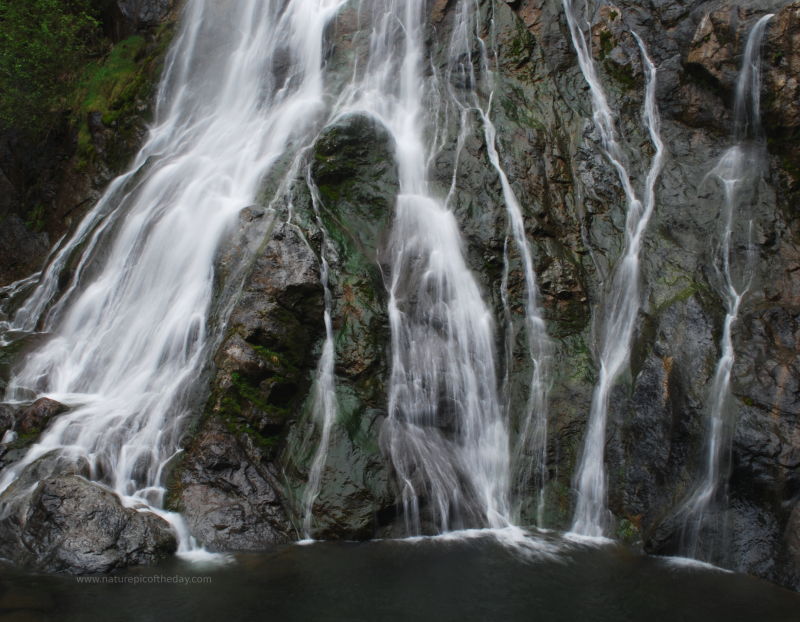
xmin=2 ymin=533 xmax=798 ymax=621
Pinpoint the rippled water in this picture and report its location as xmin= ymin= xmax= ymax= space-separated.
xmin=2 ymin=534 xmax=798 ymax=621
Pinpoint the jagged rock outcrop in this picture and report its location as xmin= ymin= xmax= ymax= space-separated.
xmin=173 ymin=418 xmax=292 ymax=551
xmin=278 ymin=114 xmax=399 ymax=539
xmin=16 ymin=398 xmax=69 ymax=435
xmin=170 ymin=218 xmax=325 ymax=547
xmin=0 ymin=399 xmax=70 ymax=472
xmin=173 ymin=113 xmax=399 ymax=543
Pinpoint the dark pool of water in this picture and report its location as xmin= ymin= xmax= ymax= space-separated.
xmin=1 ymin=530 xmax=798 ymax=621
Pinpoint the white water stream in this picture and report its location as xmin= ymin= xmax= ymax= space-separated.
xmin=446 ymin=0 xmax=552 ymax=525
xmin=313 ymin=0 xmax=512 ymax=533
xmin=300 ymin=174 xmax=338 ymax=540
xmin=563 ymin=0 xmax=665 ymax=537
xmin=680 ymin=13 xmax=774 ymax=555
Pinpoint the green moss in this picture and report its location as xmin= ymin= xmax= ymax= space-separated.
xmin=229 ymin=371 xmax=290 ymax=421
xmin=214 ymin=372 xmax=288 ymax=453
xmin=599 ymin=30 xmax=614 ymax=61
xmin=222 ymin=414 xmax=281 ymax=451
xmin=560 ymin=334 xmax=595 ymax=384
xmin=25 ymin=204 xmax=46 ymax=232
xmin=505 ymin=21 xmax=535 ymax=66
xmin=0 ymin=0 xmax=101 ymax=134
xmin=654 ymin=283 xmax=697 ymax=314
xmin=617 ymin=517 xmax=641 ymax=544
xmin=8 ymin=431 xmax=39 ymax=449
xmin=71 ymin=19 xmax=175 ymax=171
xmin=73 ymin=35 xmax=148 ymax=158
xmin=499 ymin=84 xmax=545 ymax=131
xmin=603 ymin=59 xmax=638 ymax=91
xmin=249 ymin=343 xmax=300 ymax=376
xmin=79 ymin=35 xmax=146 ymax=118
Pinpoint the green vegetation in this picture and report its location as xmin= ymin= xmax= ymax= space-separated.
xmin=24 ymin=203 xmax=46 ymax=232
xmin=603 ymin=59 xmax=638 ymax=91
xmin=74 ymin=35 xmax=147 ymax=156
xmin=0 ymin=0 xmax=105 ymax=133
xmin=598 ymin=30 xmax=614 ymax=60
xmin=617 ymin=517 xmax=641 ymax=544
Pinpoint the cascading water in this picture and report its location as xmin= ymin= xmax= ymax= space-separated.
xmin=679 ymin=13 xmax=774 ymax=557
xmin=562 ymin=0 xmax=666 ymax=537
xmin=322 ymin=0 xmax=511 ymax=534
xmin=299 ymin=0 xmax=555 ymax=537
xmin=300 ymin=174 xmax=338 ymax=540
xmin=0 ymin=0 xmax=346 ymax=551
xmin=445 ymin=0 xmax=552 ymax=525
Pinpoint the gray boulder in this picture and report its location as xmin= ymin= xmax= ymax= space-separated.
xmin=172 ymin=419 xmax=291 ymax=551
xmin=17 ymin=398 xmax=68 ymax=435
xmin=0 ymin=455 xmax=176 ymax=574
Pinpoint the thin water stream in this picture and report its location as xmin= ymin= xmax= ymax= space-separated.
xmin=679 ymin=13 xmax=774 ymax=557
xmin=563 ymin=0 xmax=666 ymax=537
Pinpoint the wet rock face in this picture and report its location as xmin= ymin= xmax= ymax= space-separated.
xmin=173 ymin=420 xmax=291 ymax=551
xmin=764 ymin=2 xmax=800 ymax=188
xmin=172 ymin=218 xmax=324 ymax=549
xmin=0 ymin=399 xmax=70 ymax=472
xmin=0 ymin=214 xmax=49 ymax=287
xmin=0 ymin=464 xmax=176 ymax=574
xmin=280 ymin=113 xmax=398 ymax=539
xmin=499 ymin=0 xmax=800 ymax=589
xmin=172 ymin=112 xmax=400 ymax=545
xmin=0 ymin=404 xmax=15 ymax=438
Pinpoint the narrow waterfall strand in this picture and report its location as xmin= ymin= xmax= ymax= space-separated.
xmin=301 ymin=173 xmax=339 ymax=540
xmin=680 ymin=13 xmax=774 ymax=556
xmin=563 ymin=0 xmax=666 ymax=537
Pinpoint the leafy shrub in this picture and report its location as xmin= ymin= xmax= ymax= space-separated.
xmin=0 ymin=0 xmax=103 ymax=134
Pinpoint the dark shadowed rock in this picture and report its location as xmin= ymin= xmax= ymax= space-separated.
xmin=172 ymin=220 xmax=323 ymax=548
xmin=0 ymin=213 xmax=49 ymax=286
xmin=17 ymin=398 xmax=68 ymax=435
xmin=117 ymin=0 xmax=174 ymax=27
xmin=0 ymin=404 xmax=15 ymax=438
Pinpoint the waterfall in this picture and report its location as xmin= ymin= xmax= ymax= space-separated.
xmin=317 ymin=0 xmax=511 ymax=534
xmin=562 ymin=0 xmax=666 ymax=537
xmin=0 ymin=0 xmax=346 ymax=551
xmin=445 ymin=0 xmax=552 ymax=525
xmin=680 ymin=13 xmax=774 ymax=557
